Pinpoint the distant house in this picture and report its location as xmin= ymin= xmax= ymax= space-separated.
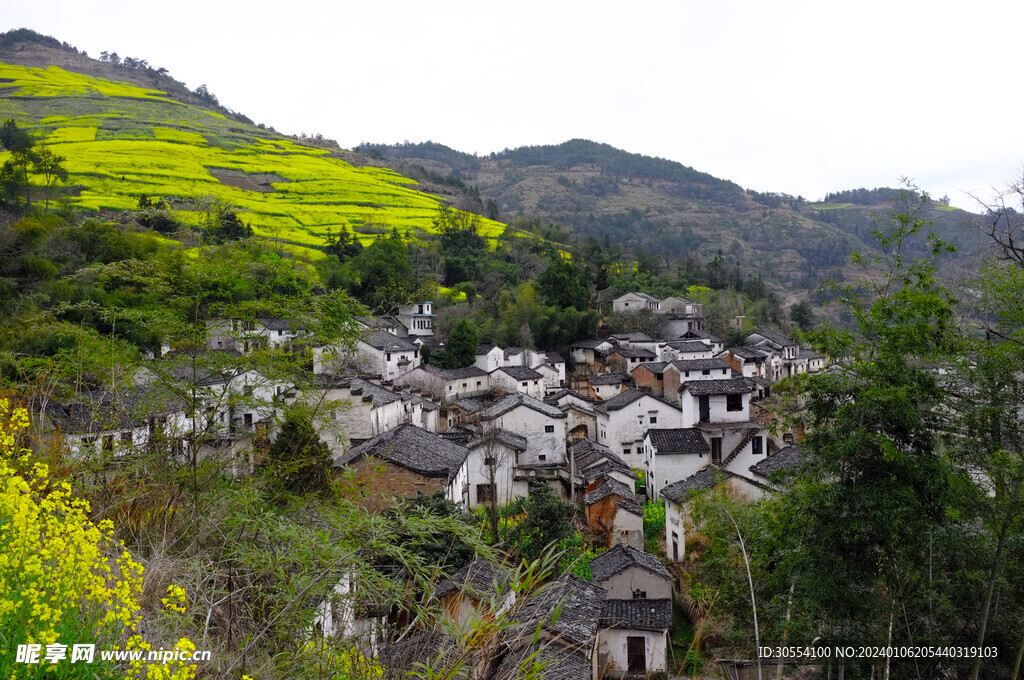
xmin=612 ymin=292 xmax=662 ymax=314
xmin=588 ymin=372 xmax=633 ymax=401
xmin=748 ymin=444 xmax=805 ymax=487
xmin=584 ymin=477 xmax=644 ymax=550
xmin=643 ymin=428 xmax=711 ymax=500
xmin=462 ymin=428 xmax=530 ymax=508
xmin=745 ymin=328 xmax=808 ymax=381
xmin=604 ymin=347 xmax=658 ymax=374
xmin=718 ymin=346 xmax=771 ymax=379
xmin=473 ymin=344 xmax=504 ymax=373
xmin=309 ymin=376 xmax=416 ymax=454
xmin=570 ymin=338 xmax=612 ymax=376
xmin=395 ymin=301 xmax=435 ymax=336
xmin=316 ymin=330 xmax=421 ymax=381
xmin=597 ymin=599 xmax=673 ymax=678
xmin=657 ymin=339 xmax=714 ymax=362
xmin=595 ymin=389 xmax=683 ymax=469
xmin=546 ymin=388 xmax=597 ymax=442
xmin=478 ymin=393 xmax=570 ymax=496
xmin=678 ymin=377 xmax=768 ymax=473
xmin=394 ymin=364 xmax=489 ymax=404
xmin=489 ymin=365 xmax=545 ymax=399
xmin=679 ymin=329 xmax=724 ymax=354
xmin=334 ymin=424 xmax=468 ymax=511
xmin=631 ymin=358 xmax=732 ymax=398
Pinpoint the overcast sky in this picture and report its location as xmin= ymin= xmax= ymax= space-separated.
xmin=5 ymin=0 xmax=1023 ymax=208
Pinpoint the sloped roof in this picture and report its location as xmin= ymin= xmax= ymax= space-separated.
xmin=747 ymin=328 xmax=795 ymax=348
xmin=571 ymin=338 xmax=605 ymax=349
xmin=494 ymin=365 xmax=543 ymax=381
xmin=492 ymin=644 xmax=590 ymax=680
xmin=662 ymin=339 xmax=712 ymax=353
xmin=632 ymin=361 xmax=670 ymax=375
xmin=362 ymin=330 xmax=417 ymax=352
xmin=610 ymin=331 xmax=655 ymax=342
xmin=607 ymin=347 xmax=657 ymax=359
xmin=475 ymin=344 xmax=499 ymax=355
xmin=49 ymin=386 xmax=179 ymax=434
xmin=435 ymin=558 xmax=513 ymax=601
xmin=589 ymin=372 xmax=632 ymax=386
xmin=724 ymin=346 xmax=771 ymax=361
xmin=589 ymin=544 xmax=671 ymax=583
xmin=545 ymin=388 xmax=595 ymax=404
xmin=423 ymin=364 xmax=488 ymax=380
xmin=679 ymin=377 xmax=756 ymax=396
xmin=546 ymin=351 xmax=565 ymax=364
xmin=569 ymin=439 xmax=637 ymax=482
xmin=595 ymin=388 xmax=681 ymax=414
xmin=450 ymin=398 xmax=484 ymax=414
xmin=659 ymin=467 xmax=724 ymax=504
xmin=515 ymin=574 xmax=606 ymax=647
xmin=672 ymin=358 xmax=733 ymax=372
xmin=338 ymin=424 xmax=467 ymax=480
xmin=616 ymin=292 xmax=660 ymax=302
xmin=319 ymin=377 xmax=402 ymax=406
xmin=479 ymin=393 xmax=565 ymax=420
xmin=467 ymin=429 xmax=528 ymax=452
xmin=749 ymin=444 xmax=805 ymax=478
xmin=584 ymin=477 xmax=643 ymax=517
xmin=379 ymin=631 xmax=458 ymax=675
xmin=600 ymin=599 xmax=673 ymax=631
xmin=646 ymin=428 xmax=709 ymax=455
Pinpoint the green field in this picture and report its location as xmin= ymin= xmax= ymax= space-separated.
xmin=0 ymin=63 xmax=506 ymax=246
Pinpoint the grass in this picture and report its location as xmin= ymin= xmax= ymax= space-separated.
xmin=810 ymin=202 xmax=854 ymax=210
xmin=0 ymin=62 xmax=507 ymax=248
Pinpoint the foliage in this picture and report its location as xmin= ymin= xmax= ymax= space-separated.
xmin=510 ymin=483 xmax=574 ymax=564
xmin=535 ymin=257 xmax=589 ymax=310
xmin=349 ymin=232 xmax=416 ymax=312
xmin=642 ymin=498 xmax=665 ymax=554
xmin=436 ymin=319 xmax=478 ymax=369
xmin=259 ymin=407 xmax=332 ymax=497
xmin=0 ymin=399 xmax=196 ymax=679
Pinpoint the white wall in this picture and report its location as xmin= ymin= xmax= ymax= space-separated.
xmin=489 ymin=406 xmax=566 ymax=466
xmin=599 ymin=566 xmax=672 ymax=600
xmin=463 ymin=441 xmax=529 ymax=508
xmin=597 ymin=628 xmax=669 ymax=677
xmin=597 ymin=396 xmax=683 ymax=469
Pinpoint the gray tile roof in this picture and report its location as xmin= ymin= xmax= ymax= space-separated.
xmin=546 ymin=352 xmax=565 ymax=364
xmin=495 ymin=365 xmax=544 ymax=381
xmin=571 ymin=338 xmax=605 ymax=349
xmin=680 ymin=377 xmax=756 ymax=396
xmin=338 ymin=424 xmax=468 ymax=480
xmin=450 ymin=398 xmax=484 ymax=414
xmin=49 ymin=387 xmax=178 ymax=434
xmin=423 ymin=364 xmax=488 ymax=380
xmin=475 ymin=344 xmax=499 ymax=355
xmin=516 ymin=574 xmax=606 ymax=647
xmin=479 ymin=393 xmax=565 ymax=421
xmin=467 ymin=429 xmax=528 ymax=452
xmin=646 ymin=428 xmax=709 ymax=455
xmin=599 ymin=599 xmax=673 ymax=631
xmin=434 ymin=557 xmax=513 ymax=601
xmin=672 ymin=358 xmax=733 ymax=372
xmin=662 ymin=339 xmax=712 ymax=353
xmin=379 ymin=631 xmax=458 ymax=675
xmin=569 ymin=440 xmax=637 ymax=482
xmin=545 ymin=389 xmax=595 ymax=404
xmin=749 ymin=444 xmax=805 ymax=478
xmin=632 ymin=361 xmax=670 ymax=375
xmin=589 ymin=372 xmax=632 ymax=386
xmin=610 ymin=331 xmax=655 ymax=342
xmin=747 ymin=328 xmax=795 ymax=348
xmin=319 ymin=377 xmax=403 ymax=406
xmin=607 ymin=347 xmax=657 ymax=359
xmin=595 ymin=389 xmax=681 ymax=414
xmin=584 ymin=478 xmax=643 ymax=516
xmin=362 ymin=330 xmax=418 ymax=351
xmin=659 ymin=466 xmax=724 ymax=504
xmin=589 ymin=544 xmax=671 ymax=583
xmin=492 ymin=645 xmax=590 ymax=680
xmin=725 ymin=346 xmax=771 ymax=361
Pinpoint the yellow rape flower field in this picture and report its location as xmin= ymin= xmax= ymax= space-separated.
xmin=0 ymin=399 xmax=197 ymax=679
xmin=0 ymin=63 xmax=507 ymax=253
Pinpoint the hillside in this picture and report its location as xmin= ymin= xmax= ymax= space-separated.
xmin=0 ymin=34 xmax=505 ymax=259
xmin=361 ymin=140 xmax=986 ymax=293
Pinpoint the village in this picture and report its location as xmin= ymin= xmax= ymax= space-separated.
xmin=43 ymin=291 xmax=822 ymax=679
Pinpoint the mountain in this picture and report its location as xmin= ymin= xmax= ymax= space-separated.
xmin=360 ymin=140 xmax=987 ymax=293
xmin=0 ymin=30 xmax=504 ymax=259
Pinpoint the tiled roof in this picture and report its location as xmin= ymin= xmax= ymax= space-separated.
xmin=589 ymin=372 xmax=632 ymax=386
xmin=475 ymin=344 xmax=499 ymax=355
xmin=600 ymin=599 xmax=673 ymax=631
xmin=569 ymin=440 xmax=637 ymax=482
xmin=318 ymin=377 xmax=403 ymax=406
xmin=451 ymin=398 xmax=484 ymax=414
xmin=479 ymin=393 xmax=565 ymax=420
xmin=258 ymin=317 xmax=295 ymax=331
xmin=659 ymin=466 xmax=769 ymax=504
xmin=725 ymin=346 xmax=771 ymax=361
xmin=607 ymin=347 xmax=657 ymax=359
xmin=423 ymin=364 xmax=488 ymax=380
xmin=362 ymin=330 xmax=417 ymax=351
xmin=435 ymin=558 xmax=513 ymax=601
xmin=504 ymin=346 xmax=524 ymax=358
xmin=545 ymin=389 xmax=595 ymax=405
xmin=747 ymin=328 xmax=795 ymax=348
xmin=571 ymin=339 xmax=605 ymax=349
xmin=632 ymin=361 xmax=670 ymax=375
xmin=589 ymin=544 xmax=671 ymax=583
xmin=379 ymin=631 xmax=458 ymax=675
xmin=516 ymin=574 xmax=606 ymax=647
xmin=492 ymin=645 xmax=590 ymax=680
xmin=546 ymin=351 xmax=565 ymax=364
xmin=749 ymin=444 xmax=805 ymax=478
xmin=467 ymin=429 xmax=528 ymax=452
xmin=610 ymin=332 xmax=655 ymax=343
xmin=495 ymin=366 xmax=543 ymax=381
xmin=662 ymin=340 xmax=712 ymax=353
xmin=49 ymin=387 xmax=178 ymax=434
xmin=646 ymin=428 xmax=709 ymax=455
xmin=680 ymin=377 xmax=756 ymax=396
xmin=338 ymin=424 xmax=467 ymax=480
xmin=595 ymin=388 xmax=680 ymax=414
xmin=672 ymin=358 xmax=733 ymax=372
xmin=584 ymin=477 xmax=642 ymax=517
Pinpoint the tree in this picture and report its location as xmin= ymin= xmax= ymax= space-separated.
xmin=32 ymin=147 xmax=68 ymax=213
xmin=351 ymin=233 xmax=416 ymax=312
xmin=0 ymin=119 xmax=37 ymax=208
xmin=536 ymin=257 xmax=589 ymax=310
xmin=259 ymin=408 xmax=332 ymax=496
xmin=440 ymin=319 xmax=478 ymax=369
xmin=778 ymin=187 xmax=959 ymax=675
xmin=512 ymin=482 xmax=574 ymax=563
xmin=789 ymin=300 xmax=815 ymax=332
xmin=203 ymin=205 xmax=252 ymax=243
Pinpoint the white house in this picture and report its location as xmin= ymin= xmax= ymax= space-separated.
xmin=473 ymin=344 xmax=504 ymax=373
xmin=394 ymin=364 xmax=489 ymax=404
xmin=643 ymin=428 xmax=711 ymax=500
xmin=546 ymin=389 xmax=597 ymax=442
xmin=678 ymin=377 xmax=768 ymax=473
xmin=597 ymin=600 xmax=672 ymax=679
xmin=488 ymin=365 xmax=545 ymax=399
xmin=589 ymin=373 xmax=633 ymax=401
xmin=584 ymin=477 xmax=645 ymax=550
xmin=569 ymin=438 xmax=638 ymax=490
xmin=612 ymin=292 xmax=662 ymax=314
xmin=595 ymin=389 xmax=684 ymax=469
xmin=307 ymin=376 xmax=421 ymax=455
xmin=462 ymin=428 xmax=530 ymax=508
xmin=395 ymin=301 xmax=435 ymax=336
xmin=657 ymin=339 xmax=714 ymax=362
xmin=477 ymin=393 xmax=567 ymax=467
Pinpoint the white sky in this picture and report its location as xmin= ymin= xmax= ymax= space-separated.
xmin=5 ymin=0 xmax=1023 ymax=209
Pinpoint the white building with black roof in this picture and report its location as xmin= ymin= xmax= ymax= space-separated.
xmin=643 ymin=427 xmax=712 ymax=500
xmin=597 ymin=599 xmax=673 ymax=678
xmin=489 ymin=365 xmax=545 ymax=399
xmin=594 ymin=389 xmax=683 ymax=469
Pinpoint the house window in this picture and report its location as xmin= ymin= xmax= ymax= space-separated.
xmin=244 ymin=413 xmax=253 ymax=429
xmin=538 ymin=454 xmax=547 ymax=462
xmin=702 ymin=369 xmax=710 ymax=376
xmin=522 ymin=382 xmax=528 ymax=387
xmin=476 ymin=484 xmax=494 ymax=504
xmin=544 ymin=425 xmax=554 ymax=433
xmin=649 ymin=416 xmax=657 ymax=424
xmin=476 ymin=381 xmax=482 ymax=387
xmin=726 ymin=394 xmax=743 ymax=411
xmin=752 ymin=436 xmax=763 ymax=455
xmin=102 ymin=435 xmax=114 ymax=452
xmin=386 ymin=353 xmax=392 ymax=361
xmin=120 ymin=431 xmax=132 ymax=444
xmin=462 ymin=382 xmax=468 ymax=389
xmin=711 ymin=437 xmax=722 ymax=464
xmin=484 ymin=456 xmax=495 ymax=466
xmin=672 ymin=531 xmax=679 ymax=560
xmin=632 ymin=589 xmax=647 ymax=599
xmin=623 ymin=448 xmax=631 ymax=455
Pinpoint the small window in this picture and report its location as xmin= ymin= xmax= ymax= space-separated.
xmin=539 ymin=454 xmax=547 ymax=462
xmin=462 ymin=382 xmax=468 ymax=389
xmin=522 ymin=382 xmax=528 ymax=387
xmin=386 ymin=352 xmax=392 ymax=361
xmin=623 ymin=448 xmax=631 ymax=455
xmin=752 ymin=436 xmax=763 ymax=456
xmin=727 ymin=394 xmax=743 ymax=411
xmin=484 ymin=456 xmax=495 ymax=466
xmin=702 ymin=369 xmax=710 ymax=376
xmin=650 ymin=416 xmax=657 ymax=424
xmin=544 ymin=425 xmax=554 ymax=433
xmin=632 ymin=589 xmax=647 ymax=599
xmin=476 ymin=381 xmax=482 ymax=387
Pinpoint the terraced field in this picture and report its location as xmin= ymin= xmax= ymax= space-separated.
xmin=0 ymin=64 xmax=505 ymax=252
